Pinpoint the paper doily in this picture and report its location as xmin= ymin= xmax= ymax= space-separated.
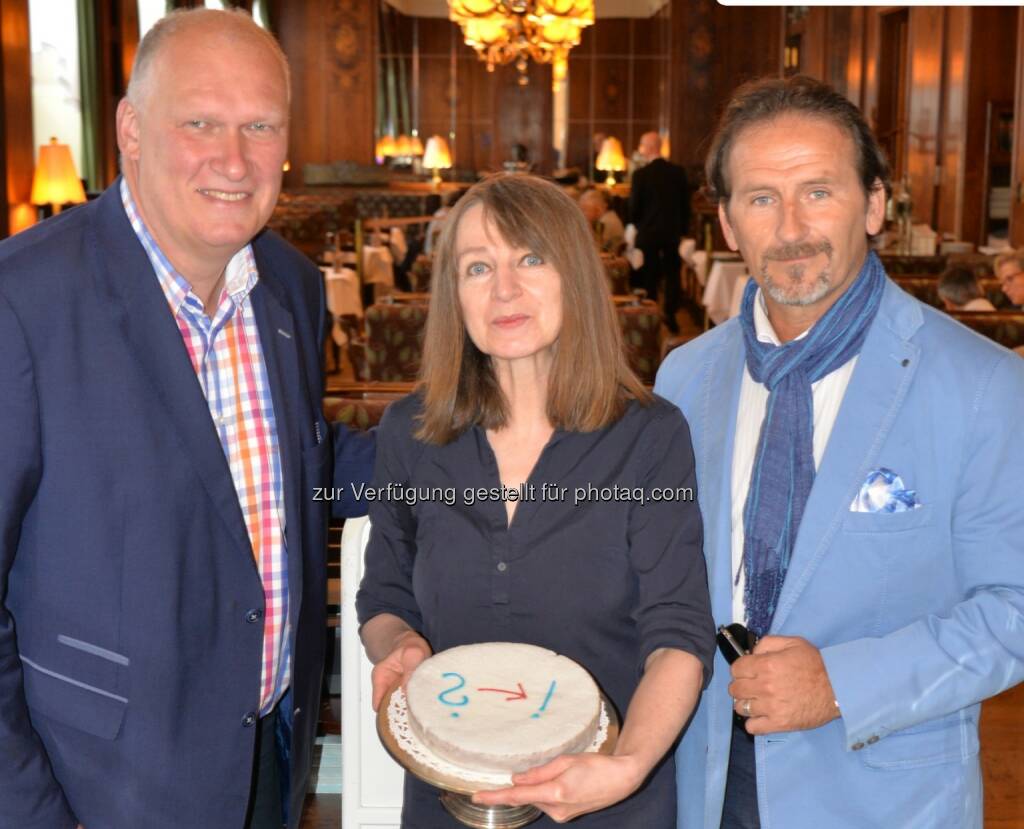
xmin=387 ymin=687 xmax=611 ymax=787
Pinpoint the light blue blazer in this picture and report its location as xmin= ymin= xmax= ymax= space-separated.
xmin=656 ymin=278 xmax=1024 ymax=828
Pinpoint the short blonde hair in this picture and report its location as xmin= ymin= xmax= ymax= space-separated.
xmin=994 ymin=248 xmax=1024 ymax=274
xmin=416 ymin=173 xmax=650 ymax=445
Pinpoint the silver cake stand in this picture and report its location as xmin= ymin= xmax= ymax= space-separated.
xmin=376 ymin=685 xmax=620 ymax=829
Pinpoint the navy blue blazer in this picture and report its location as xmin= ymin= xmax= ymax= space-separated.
xmin=0 ymin=182 xmax=374 ymax=829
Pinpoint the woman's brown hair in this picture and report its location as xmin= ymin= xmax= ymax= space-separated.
xmin=415 ymin=173 xmax=650 ymax=445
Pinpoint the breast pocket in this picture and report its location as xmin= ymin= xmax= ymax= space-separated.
xmin=842 ymin=504 xmax=934 ymax=535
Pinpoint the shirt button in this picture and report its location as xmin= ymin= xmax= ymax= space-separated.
xmin=245 ymin=608 xmax=263 ymax=624
xmin=866 ymin=735 xmax=879 ymax=745
xmin=496 ymin=561 xmax=507 ymax=572
xmin=242 ymin=712 xmax=257 ymax=727
xmin=851 ymin=741 xmax=865 ymax=751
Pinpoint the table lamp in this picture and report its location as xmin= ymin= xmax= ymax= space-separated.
xmin=31 ymin=137 xmax=86 ymax=215
xmin=422 ymin=135 xmax=452 ymax=187
xmin=595 ymin=137 xmax=626 ymax=187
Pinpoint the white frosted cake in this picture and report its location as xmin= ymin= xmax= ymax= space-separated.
xmin=405 ymin=642 xmax=601 ymax=774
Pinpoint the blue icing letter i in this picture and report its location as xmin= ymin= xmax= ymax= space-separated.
xmin=438 ymin=672 xmax=469 ymax=718
xmin=531 ymin=681 xmax=556 ymax=719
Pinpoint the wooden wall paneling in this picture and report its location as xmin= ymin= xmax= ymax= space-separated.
xmin=565 ymin=122 xmax=592 ymax=172
xmin=845 ymin=7 xmax=866 ymax=110
xmin=276 ymin=1 xmax=325 ymax=188
xmin=904 ymin=6 xmax=944 ymax=226
xmin=0 ymin=10 xmax=6 ymax=237
xmin=800 ymin=6 xmax=827 ymax=82
xmin=323 ymin=2 xmax=375 ymax=168
xmin=824 ymin=7 xmax=852 ymax=98
xmin=668 ymin=0 xmax=713 ymax=174
xmin=494 ymin=59 xmax=553 ymax=173
xmin=1012 ymin=8 xmax=1024 ymax=247
xmin=936 ymin=6 xmax=968 ymax=241
xmin=633 ymin=16 xmax=664 ymax=58
xmin=93 ymin=0 xmax=141 ymax=189
xmin=1 ymin=0 xmax=33 ymax=236
xmin=592 ymin=58 xmax=630 ymax=122
xmin=276 ymin=0 xmax=376 ymax=188
xmin=862 ymin=9 xmax=881 ymax=133
xmin=632 ymin=57 xmax=663 ymax=128
xmin=963 ymin=7 xmax=1017 ymax=246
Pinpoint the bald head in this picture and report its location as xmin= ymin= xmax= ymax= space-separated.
xmin=126 ymin=8 xmax=290 ymax=112
xmin=638 ymin=132 xmax=661 ymax=160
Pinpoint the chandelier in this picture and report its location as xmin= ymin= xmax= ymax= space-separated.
xmin=448 ymin=0 xmax=594 ymax=92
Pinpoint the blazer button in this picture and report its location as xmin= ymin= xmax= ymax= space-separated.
xmin=851 ymin=741 xmax=865 ymax=751
xmin=866 ymin=735 xmax=879 ymax=745
xmin=242 ymin=712 xmax=257 ymax=727
xmin=496 ymin=562 xmax=507 ymax=572
xmin=246 ymin=608 xmax=263 ymax=624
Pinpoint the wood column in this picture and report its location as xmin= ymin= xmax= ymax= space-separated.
xmin=1012 ymin=8 xmax=1024 ymax=246
xmin=1 ymin=0 xmax=34 ymax=236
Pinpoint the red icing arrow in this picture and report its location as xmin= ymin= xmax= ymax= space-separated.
xmin=476 ymin=683 xmax=528 ymax=701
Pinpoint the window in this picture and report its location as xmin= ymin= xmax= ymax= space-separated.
xmin=28 ymin=0 xmax=83 ymax=175
xmin=138 ymin=0 xmax=167 ymax=40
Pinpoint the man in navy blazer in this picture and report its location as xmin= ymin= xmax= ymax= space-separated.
xmin=0 ymin=9 xmax=372 ymax=829
xmin=658 ymin=76 xmax=1024 ymax=828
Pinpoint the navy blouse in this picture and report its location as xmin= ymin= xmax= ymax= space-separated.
xmin=356 ymin=393 xmax=714 ymax=828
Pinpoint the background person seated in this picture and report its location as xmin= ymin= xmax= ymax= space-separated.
xmin=996 ymin=249 xmax=1024 ymax=309
xmin=937 ymin=264 xmax=996 ymax=312
xmin=578 ymin=188 xmax=625 ymax=255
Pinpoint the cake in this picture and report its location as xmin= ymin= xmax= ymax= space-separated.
xmin=405 ymin=642 xmax=602 ymax=774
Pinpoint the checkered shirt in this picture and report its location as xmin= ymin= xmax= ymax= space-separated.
xmin=121 ymin=179 xmax=290 ymax=715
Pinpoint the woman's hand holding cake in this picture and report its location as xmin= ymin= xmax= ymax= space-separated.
xmin=362 ymin=612 xmax=433 ymax=712
xmin=472 ymin=647 xmax=704 ymax=822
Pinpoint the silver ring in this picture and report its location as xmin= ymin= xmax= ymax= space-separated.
xmin=742 ymin=699 xmax=752 ymax=717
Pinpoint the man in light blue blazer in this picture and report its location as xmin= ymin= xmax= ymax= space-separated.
xmin=657 ymin=76 xmax=1024 ymax=828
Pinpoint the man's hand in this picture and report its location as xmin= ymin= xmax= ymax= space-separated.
xmin=369 ymin=631 xmax=431 ymax=711
xmin=728 ymin=635 xmax=839 ymax=734
xmin=472 ymin=753 xmax=645 ymax=823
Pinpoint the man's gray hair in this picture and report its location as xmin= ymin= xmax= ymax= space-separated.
xmin=937 ymin=265 xmax=984 ymax=308
xmin=126 ymin=8 xmax=290 ymax=110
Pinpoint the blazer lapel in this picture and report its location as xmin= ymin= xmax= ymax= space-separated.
xmin=699 ymin=326 xmax=747 ymax=625
xmin=249 ymin=248 xmax=307 ymax=629
xmin=772 ymin=281 xmax=924 ymax=631
xmin=89 ymin=183 xmax=255 ymax=567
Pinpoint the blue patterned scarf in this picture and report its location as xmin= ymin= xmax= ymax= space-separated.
xmin=739 ymin=251 xmax=886 ymax=636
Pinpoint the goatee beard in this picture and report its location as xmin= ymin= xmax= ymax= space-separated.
xmin=760 ymin=241 xmax=834 ymax=307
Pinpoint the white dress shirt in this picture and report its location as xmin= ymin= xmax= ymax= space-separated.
xmin=730 ymin=291 xmax=858 ymax=624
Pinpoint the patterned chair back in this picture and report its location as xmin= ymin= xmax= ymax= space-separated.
xmin=358 ymin=302 xmax=429 ymax=382
xmin=616 ymin=300 xmax=662 ymax=384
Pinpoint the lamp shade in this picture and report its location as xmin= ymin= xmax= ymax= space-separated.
xmin=375 ymin=134 xmax=398 ymax=160
xmin=595 ymin=137 xmax=626 ymax=172
xmin=409 ymin=135 xmax=424 ymax=156
xmin=422 ymin=135 xmax=453 ymax=170
xmin=31 ymin=137 xmax=86 ymax=207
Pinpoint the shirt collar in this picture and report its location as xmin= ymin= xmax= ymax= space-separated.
xmin=752 ymin=287 xmax=811 ymax=345
xmin=120 ymin=178 xmax=259 ymax=316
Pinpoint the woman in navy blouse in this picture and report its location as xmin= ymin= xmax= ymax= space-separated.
xmin=356 ymin=173 xmax=714 ymax=827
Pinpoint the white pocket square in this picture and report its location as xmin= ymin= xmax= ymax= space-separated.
xmin=851 ymin=468 xmax=921 ymax=513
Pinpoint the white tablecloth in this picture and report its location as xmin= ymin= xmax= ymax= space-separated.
xmin=703 ymin=258 xmax=749 ymax=325
xmin=338 ymin=246 xmax=395 ymax=288
xmin=319 ymin=266 xmax=363 ymax=346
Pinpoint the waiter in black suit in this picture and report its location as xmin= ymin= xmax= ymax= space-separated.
xmin=629 ymin=132 xmax=691 ymax=334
